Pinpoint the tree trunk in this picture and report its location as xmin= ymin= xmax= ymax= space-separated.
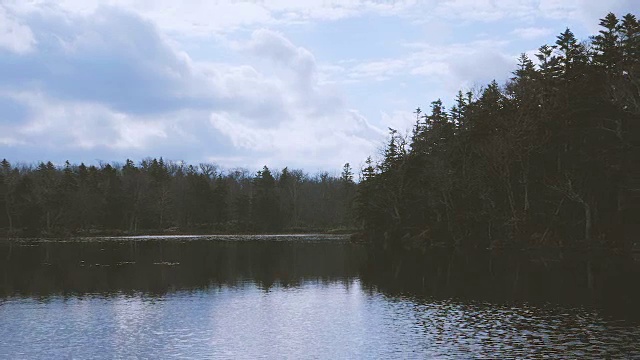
xmin=523 ymin=181 xmax=530 ymax=213
xmin=5 ymin=202 xmax=12 ymax=233
xmin=512 ymin=262 xmax=520 ymax=295
xmin=506 ymin=181 xmax=516 ymax=217
xmin=290 ymin=183 xmax=299 ymax=227
xmin=441 ymin=191 xmax=454 ymax=241
xmin=587 ymin=259 xmax=594 ymax=294
xmin=129 ymin=213 xmax=137 ymax=233
xmin=504 ymin=167 xmax=517 ymax=221
xmin=584 ymin=202 xmax=592 ymax=245
xmin=541 ymin=198 xmax=564 ymax=245
xmin=521 ymin=157 xmax=530 ymax=213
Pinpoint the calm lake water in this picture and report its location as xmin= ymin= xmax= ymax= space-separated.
xmin=1 ymin=236 xmax=639 ymax=359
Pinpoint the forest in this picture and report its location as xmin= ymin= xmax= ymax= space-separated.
xmin=355 ymin=12 xmax=639 ymax=252
xmin=0 ymin=158 xmax=356 ymax=236
xmin=1 ymin=13 xmax=638 ymax=251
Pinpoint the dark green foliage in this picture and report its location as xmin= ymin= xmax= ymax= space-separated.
xmin=0 ymin=158 xmax=355 ymax=235
xmin=252 ymin=166 xmax=281 ymax=232
xmin=355 ymin=12 xmax=640 ymax=252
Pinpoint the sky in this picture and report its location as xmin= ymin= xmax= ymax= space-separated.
xmin=1 ymin=0 xmax=638 ymax=173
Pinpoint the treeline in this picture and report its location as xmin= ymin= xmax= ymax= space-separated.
xmin=355 ymin=13 xmax=639 ymax=251
xmin=0 ymin=158 xmax=357 ymax=236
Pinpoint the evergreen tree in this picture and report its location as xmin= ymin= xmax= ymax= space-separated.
xmin=354 ymin=12 xmax=640 ymax=251
xmin=252 ymin=166 xmax=281 ymax=232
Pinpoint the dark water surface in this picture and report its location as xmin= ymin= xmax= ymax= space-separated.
xmin=1 ymin=236 xmax=639 ymax=359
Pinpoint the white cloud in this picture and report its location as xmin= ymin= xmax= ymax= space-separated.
xmin=536 ymin=0 xmax=639 ymax=29
xmin=7 ymin=91 xmax=168 ymax=150
xmin=337 ymin=39 xmax=515 ymax=93
xmin=511 ymin=27 xmax=554 ymax=40
xmin=210 ymin=112 xmax=274 ymax=152
xmin=381 ymin=110 xmax=416 ymax=134
xmin=242 ymin=29 xmax=318 ymax=89
xmin=0 ymin=137 xmax=25 ymax=146
xmin=0 ymin=5 xmax=36 ymax=54
xmin=210 ymin=109 xmax=384 ymax=169
xmin=2 ymin=0 xmax=419 ymax=37
xmin=350 ymin=59 xmax=407 ymax=81
xmin=5 ymin=0 xmax=637 ymax=39
xmin=537 ymin=0 xmax=580 ymax=20
xmin=237 ymin=29 xmax=347 ymax=119
xmin=207 ymin=28 xmax=386 ymax=168
xmin=573 ymin=0 xmax=640 ymax=31
xmin=430 ymin=0 xmax=539 ymax=22
xmin=408 ymin=0 xmax=639 ymax=26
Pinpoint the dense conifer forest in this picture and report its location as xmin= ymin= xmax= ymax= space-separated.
xmin=355 ymin=12 xmax=639 ymax=252
xmin=0 ymin=158 xmax=356 ymax=236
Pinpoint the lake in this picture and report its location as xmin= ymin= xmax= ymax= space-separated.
xmin=1 ymin=236 xmax=639 ymax=359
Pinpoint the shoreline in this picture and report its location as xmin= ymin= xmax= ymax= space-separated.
xmin=0 ymin=233 xmax=354 ymax=243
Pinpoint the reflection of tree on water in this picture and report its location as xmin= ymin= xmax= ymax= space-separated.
xmin=1 ymin=239 xmax=638 ymax=319
xmin=358 ymin=248 xmax=640 ymax=320
xmin=0 ymin=239 xmax=364 ymax=297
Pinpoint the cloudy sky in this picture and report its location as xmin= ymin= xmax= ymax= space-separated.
xmin=1 ymin=0 xmax=638 ymax=172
